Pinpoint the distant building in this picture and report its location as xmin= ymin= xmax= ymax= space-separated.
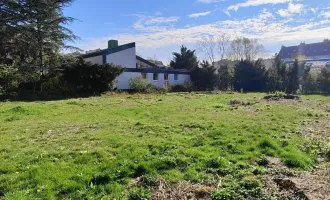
xmin=279 ymin=40 xmax=330 ymax=70
xmin=81 ymin=40 xmax=190 ymax=90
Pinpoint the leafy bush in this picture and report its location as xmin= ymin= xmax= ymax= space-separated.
xmin=0 ymin=65 xmax=19 ymax=93
xmin=234 ymin=59 xmax=267 ymax=92
xmin=190 ymin=61 xmax=217 ymax=90
xmin=61 ymin=58 xmax=124 ymax=93
xmin=129 ymin=76 xmax=157 ymax=93
xmin=170 ymin=81 xmax=193 ymax=92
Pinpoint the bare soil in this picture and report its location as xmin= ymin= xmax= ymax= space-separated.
xmin=264 ymin=98 xmax=330 ymax=200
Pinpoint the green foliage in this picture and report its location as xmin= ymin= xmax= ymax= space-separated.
xmin=267 ymin=55 xmax=287 ymax=92
xmin=170 ymin=81 xmax=193 ymax=92
xmin=217 ymin=63 xmax=234 ymax=90
xmin=286 ymin=60 xmax=300 ymax=94
xmin=234 ymin=59 xmax=267 ymax=91
xmin=129 ymin=76 xmax=157 ymax=93
xmin=280 ymin=150 xmax=313 ymax=169
xmin=61 ymin=58 xmax=124 ymax=93
xmin=128 ymin=187 xmax=151 ymax=200
xmin=317 ymin=67 xmax=330 ymax=93
xmin=191 ymin=61 xmax=218 ymax=90
xmin=1 ymin=0 xmax=77 ymax=83
xmin=0 ymin=65 xmax=19 ymax=93
xmin=325 ymin=143 xmax=330 ymax=161
xmin=139 ymin=175 xmax=159 ymax=188
xmin=170 ymin=45 xmax=199 ymax=70
xmin=211 ymin=176 xmax=267 ymax=200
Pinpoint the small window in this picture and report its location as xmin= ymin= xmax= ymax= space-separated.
xmin=153 ymin=73 xmax=158 ymax=81
xmin=141 ymin=73 xmax=147 ymax=79
xmin=164 ymin=73 xmax=168 ymax=80
xmin=174 ymin=74 xmax=178 ymax=81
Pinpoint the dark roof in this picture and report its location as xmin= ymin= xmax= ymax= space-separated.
xmin=81 ymin=42 xmax=135 ymax=58
xmin=125 ymin=68 xmax=190 ymax=75
xmin=279 ymin=41 xmax=330 ymax=59
xmin=136 ymin=56 xmax=160 ymax=68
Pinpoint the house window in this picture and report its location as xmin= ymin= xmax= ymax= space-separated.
xmin=153 ymin=73 xmax=158 ymax=81
xmin=141 ymin=73 xmax=147 ymax=79
xmin=164 ymin=73 xmax=168 ymax=80
xmin=174 ymin=74 xmax=178 ymax=81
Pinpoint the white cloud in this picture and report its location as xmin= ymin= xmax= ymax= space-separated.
xmin=78 ymin=8 xmax=330 ymax=62
xmin=82 ymin=16 xmax=328 ymax=47
xmin=131 ymin=15 xmax=179 ymax=32
xmin=321 ymin=11 xmax=330 ymax=18
xmin=144 ymin=17 xmax=179 ymax=25
xmin=259 ymin=8 xmax=275 ymax=20
xmin=278 ymin=3 xmax=304 ymax=18
xmin=228 ymin=0 xmax=292 ymax=11
xmin=223 ymin=10 xmax=231 ymax=17
xmin=188 ymin=11 xmax=212 ymax=18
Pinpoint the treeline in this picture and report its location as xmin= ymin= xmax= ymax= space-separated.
xmin=190 ymin=57 xmax=330 ymax=94
xmin=170 ymin=45 xmax=330 ymax=94
xmin=0 ymin=0 xmax=124 ymax=98
xmin=0 ymin=57 xmax=123 ymax=96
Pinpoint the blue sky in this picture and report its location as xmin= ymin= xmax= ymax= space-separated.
xmin=64 ymin=0 xmax=330 ymax=64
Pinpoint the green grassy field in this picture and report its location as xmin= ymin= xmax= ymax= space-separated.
xmin=0 ymin=92 xmax=328 ymax=199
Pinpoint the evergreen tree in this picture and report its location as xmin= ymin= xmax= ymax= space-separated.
xmin=190 ymin=60 xmax=217 ymax=90
xmin=217 ymin=63 xmax=233 ymax=90
xmin=286 ymin=60 xmax=299 ymax=94
xmin=1 ymin=0 xmax=77 ymax=92
xmin=170 ymin=45 xmax=198 ymax=70
xmin=267 ymin=54 xmax=287 ymax=91
xmin=234 ymin=59 xmax=267 ymax=91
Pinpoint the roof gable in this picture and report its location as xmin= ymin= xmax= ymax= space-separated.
xmin=81 ymin=42 xmax=135 ymax=58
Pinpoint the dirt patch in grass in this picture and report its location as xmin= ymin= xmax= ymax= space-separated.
xmin=228 ymin=99 xmax=258 ymax=106
xmin=151 ymin=179 xmax=213 ymax=200
xmin=264 ymin=94 xmax=300 ymax=101
xmin=265 ymin=113 xmax=330 ymax=200
xmin=265 ymin=157 xmax=330 ymax=200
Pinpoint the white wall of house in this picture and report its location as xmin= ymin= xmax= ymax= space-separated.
xmin=84 ymin=55 xmax=103 ymax=65
xmin=147 ymin=73 xmax=190 ymax=88
xmin=284 ymin=55 xmax=330 ymax=63
xmin=284 ymin=54 xmax=330 ymax=71
xmin=106 ymin=47 xmax=136 ymax=68
xmin=116 ymin=72 xmax=190 ymax=90
xmin=116 ymin=72 xmax=141 ymax=90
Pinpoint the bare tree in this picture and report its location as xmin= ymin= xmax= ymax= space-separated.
xmin=228 ymin=37 xmax=264 ymax=61
xmin=217 ymin=33 xmax=230 ymax=60
xmin=197 ymin=36 xmax=217 ymax=64
xmin=197 ymin=33 xmax=231 ymax=64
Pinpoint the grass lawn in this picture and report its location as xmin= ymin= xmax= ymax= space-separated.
xmin=0 ymin=92 xmax=328 ymax=199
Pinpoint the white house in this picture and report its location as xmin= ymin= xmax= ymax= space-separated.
xmin=82 ymin=40 xmax=190 ymax=90
xmin=279 ymin=40 xmax=330 ymax=71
